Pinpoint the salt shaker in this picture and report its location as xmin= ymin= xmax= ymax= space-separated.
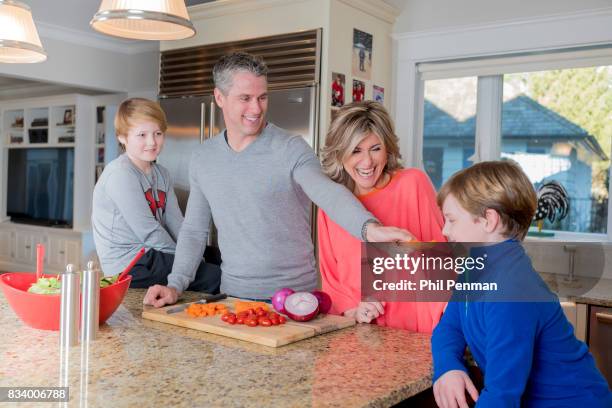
xmin=60 ymin=263 xmax=80 ymax=348
xmin=81 ymin=260 xmax=100 ymax=342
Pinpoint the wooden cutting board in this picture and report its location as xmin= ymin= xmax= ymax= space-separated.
xmin=142 ymin=297 xmax=355 ymax=347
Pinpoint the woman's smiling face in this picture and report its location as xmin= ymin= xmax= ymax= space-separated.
xmin=342 ymin=132 xmax=387 ymax=195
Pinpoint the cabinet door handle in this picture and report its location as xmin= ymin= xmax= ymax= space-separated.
xmin=59 ymin=250 xmax=65 ymax=255
xmin=595 ymin=312 xmax=612 ymax=324
xmin=25 ymin=245 xmax=31 ymax=249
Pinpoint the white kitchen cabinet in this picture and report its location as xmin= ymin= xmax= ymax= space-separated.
xmin=0 ymin=94 xmax=96 ymax=233
xmin=13 ymin=229 xmax=45 ymax=266
xmin=0 ymin=222 xmax=83 ymax=274
xmin=0 ymin=228 xmax=12 ymax=260
xmin=0 ymin=94 xmax=114 ymax=274
xmin=47 ymin=234 xmax=81 ymax=271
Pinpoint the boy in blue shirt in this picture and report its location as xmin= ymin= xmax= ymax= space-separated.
xmin=432 ymin=160 xmax=611 ymax=408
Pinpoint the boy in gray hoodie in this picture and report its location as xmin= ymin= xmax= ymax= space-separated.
xmin=92 ymin=98 xmax=220 ymax=292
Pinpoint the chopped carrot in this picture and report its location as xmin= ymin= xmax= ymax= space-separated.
xmin=234 ymin=301 xmax=269 ymax=314
xmin=185 ymin=302 xmax=229 ymax=318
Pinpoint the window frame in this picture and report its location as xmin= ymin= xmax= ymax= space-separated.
xmin=416 ymin=65 xmax=611 ymax=241
xmin=393 ymin=6 xmax=612 ymax=241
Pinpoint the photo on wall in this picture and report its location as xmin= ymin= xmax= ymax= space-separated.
xmin=352 ymin=79 xmax=365 ymax=102
xmin=352 ymin=29 xmax=372 ymax=80
xmin=331 ymin=72 xmax=345 ymax=107
xmin=373 ymin=85 xmax=384 ymax=103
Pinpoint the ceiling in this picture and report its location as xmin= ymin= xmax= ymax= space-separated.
xmin=0 ymin=75 xmax=104 ymax=101
xmin=0 ymin=0 xmax=407 ymax=98
xmin=24 ymin=0 xmax=407 ymax=33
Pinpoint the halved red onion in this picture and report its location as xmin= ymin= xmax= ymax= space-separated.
xmin=271 ymin=287 xmax=295 ymax=314
xmin=284 ymin=292 xmax=319 ymax=322
xmin=311 ymin=290 xmax=332 ymax=314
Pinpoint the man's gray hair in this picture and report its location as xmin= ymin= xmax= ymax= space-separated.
xmin=213 ymin=52 xmax=268 ymax=94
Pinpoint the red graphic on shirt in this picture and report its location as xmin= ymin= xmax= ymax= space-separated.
xmin=144 ymin=189 xmax=167 ymax=217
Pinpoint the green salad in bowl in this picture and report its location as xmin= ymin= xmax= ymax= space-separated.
xmin=28 ymin=273 xmax=120 ymax=295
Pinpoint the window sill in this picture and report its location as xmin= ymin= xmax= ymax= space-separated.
xmin=526 ymin=231 xmax=609 ymax=242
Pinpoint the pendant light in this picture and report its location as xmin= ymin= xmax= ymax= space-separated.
xmin=90 ymin=0 xmax=196 ymax=41
xmin=0 ymin=0 xmax=46 ymax=63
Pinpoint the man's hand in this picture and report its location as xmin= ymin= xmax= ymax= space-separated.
xmin=433 ymin=370 xmax=479 ymax=408
xmin=366 ymin=223 xmax=414 ymax=242
xmin=143 ymin=285 xmax=179 ymax=308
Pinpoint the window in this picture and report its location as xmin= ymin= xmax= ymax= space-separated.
xmin=417 ymin=51 xmax=612 ymax=238
xmin=501 ymin=67 xmax=611 ymax=234
xmin=422 ymin=77 xmax=477 ymax=190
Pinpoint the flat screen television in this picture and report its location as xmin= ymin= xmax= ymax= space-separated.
xmin=7 ymin=147 xmax=74 ymax=227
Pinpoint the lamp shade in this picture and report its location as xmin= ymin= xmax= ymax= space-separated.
xmin=0 ymin=0 xmax=46 ymax=63
xmin=90 ymin=0 xmax=196 ymax=41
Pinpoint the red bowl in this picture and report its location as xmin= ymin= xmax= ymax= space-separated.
xmin=0 ymin=272 xmax=131 ymax=331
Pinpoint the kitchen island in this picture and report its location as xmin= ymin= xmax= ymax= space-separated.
xmin=0 ymin=289 xmax=433 ymax=408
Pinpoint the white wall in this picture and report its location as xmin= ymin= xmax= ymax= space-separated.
xmin=0 ymin=35 xmax=158 ymax=95
xmin=394 ymin=0 xmax=611 ymax=33
xmin=161 ymin=0 xmax=397 ymax=148
xmin=325 ymin=0 xmax=396 ymax=132
xmin=162 ymin=0 xmax=329 ymax=50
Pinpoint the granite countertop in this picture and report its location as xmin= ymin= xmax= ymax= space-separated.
xmin=0 ymin=289 xmax=433 ymax=408
xmin=539 ymin=272 xmax=612 ymax=307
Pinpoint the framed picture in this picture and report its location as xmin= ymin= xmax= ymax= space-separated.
xmin=331 ymin=72 xmax=345 ymax=107
xmin=352 ymin=79 xmax=365 ymax=102
xmin=352 ymin=29 xmax=373 ymax=80
xmin=63 ymin=108 xmax=74 ymax=125
xmin=12 ymin=116 xmax=23 ymax=128
xmin=373 ymin=85 xmax=384 ymax=103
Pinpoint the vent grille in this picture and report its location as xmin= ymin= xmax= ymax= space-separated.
xmin=159 ymin=29 xmax=321 ymax=98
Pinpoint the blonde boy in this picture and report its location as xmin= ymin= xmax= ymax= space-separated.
xmin=92 ymin=98 xmax=220 ymax=293
xmin=431 ymin=161 xmax=611 ymax=408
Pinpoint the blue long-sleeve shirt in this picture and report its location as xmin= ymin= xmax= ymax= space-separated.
xmin=432 ymin=240 xmax=612 ymax=408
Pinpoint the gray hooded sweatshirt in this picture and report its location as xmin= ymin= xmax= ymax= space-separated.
xmin=92 ymin=153 xmax=183 ymax=276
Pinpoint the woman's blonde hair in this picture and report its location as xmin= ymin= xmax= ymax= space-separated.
xmin=437 ymin=160 xmax=537 ymax=240
xmin=115 ymin=98 xmax=168 ymax=152
xmin=321 ymin=101 xmax=402 ymax=190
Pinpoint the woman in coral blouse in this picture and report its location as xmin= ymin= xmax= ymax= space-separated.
xmin=318 ymin=101 xmax=446 ymax=332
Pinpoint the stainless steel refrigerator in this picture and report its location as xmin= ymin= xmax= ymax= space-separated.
xmin=158 ymin=85 xmax=319 ymax=212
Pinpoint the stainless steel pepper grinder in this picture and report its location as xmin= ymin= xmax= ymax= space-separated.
xmin=81 ymin=260 xmax=100 ymax=342
xmin=60 ymin=263 xmax=80 ymax=348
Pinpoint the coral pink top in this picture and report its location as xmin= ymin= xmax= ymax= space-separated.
xmin=317 ymin=168 xmax=447 ymax=333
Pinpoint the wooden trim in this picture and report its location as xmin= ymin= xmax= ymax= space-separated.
xmin=336 ymin=0 xmax=400 ymax=24
xmin=576 ymin=303 xmax=588 ymax=342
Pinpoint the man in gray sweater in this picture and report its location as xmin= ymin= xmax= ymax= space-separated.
xmin=144 ymin=52 xmax=412 ymax=307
